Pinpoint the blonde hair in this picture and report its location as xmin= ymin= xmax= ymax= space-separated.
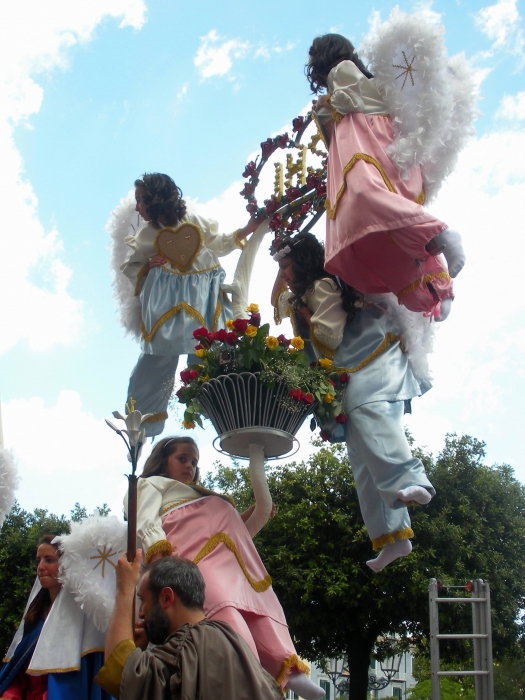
xmin=141 ymin=436 xmax=200 ymax=483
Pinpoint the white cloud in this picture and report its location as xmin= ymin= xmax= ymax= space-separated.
xmin=496 ymin=90 xmax=525 ymax=119
xmin=253 ymin=41 xmax=297 ymax=59
xmin=0 ymin=1 xmax=146 ymax=354
xmin=474 ymin=0 xmax=524 ymax=61
xmin=194 ymin=30 xmax=250 ymax=79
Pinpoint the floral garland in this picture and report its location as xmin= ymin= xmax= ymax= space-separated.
xmin=174 ymin=305 xmax=346 ymax=439
xmin=239 ymin=113 xmax=328 ymax=255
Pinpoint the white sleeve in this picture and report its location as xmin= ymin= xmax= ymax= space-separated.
xmin=125 ymin=478 xmax=173 ymax=563
xmin=329 ymin=61 xmax=367 ymax=115
xmin=273 ymin=289 xmax=293 ymax=325
xmin=308 ymin=279 xmax=348 ymax=352
xmin=243 ymin=444 xmax=272 ymax=538
xmin=192 ymin=213 xmax=241 ymax=258
xmin=120 ymin=235 xmax=149 ymax=292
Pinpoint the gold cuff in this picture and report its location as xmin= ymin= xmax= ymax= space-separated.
xmin=233 ymin=229 xmax=246 ymax=250
xmin=372 ymin=527 xmax=414 ymax=550
xmin=146 ymin=539 xmax=173 ymax=563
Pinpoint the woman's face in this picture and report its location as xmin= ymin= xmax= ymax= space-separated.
xmin=135 ymin=186 xmax=150 ymax=221
xmin=278 ymin=257 xmax=297 ymax=290
xmin=165 ymin=443 xmax=199 ymax=484
xmin=36 ymin=543 xmax=61 ymax=594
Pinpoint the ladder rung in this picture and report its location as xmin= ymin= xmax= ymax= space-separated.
xmin=435 ymin=597 xmax=486 ymax=603
xmin=437 ymin=671 xmax=489 ymax=677
xmin=436 ymin=634 xmax=488 ymax=639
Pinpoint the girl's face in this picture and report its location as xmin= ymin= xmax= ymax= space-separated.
xmin=135 ymin=187 xmax=150 ymax=221
xmin=36 ymin=543 xmax=61 ymax=594
xmin=165 ymin=443 xmax=199 ymax=484
xmin=278 ymin=257 xmax=297 ymax=290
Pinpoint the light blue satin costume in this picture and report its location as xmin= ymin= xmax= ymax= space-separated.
xmin=277 ymin=280 xmax=434 ymax=549
xmin=122 ymin=212 xmax=240 ymax=437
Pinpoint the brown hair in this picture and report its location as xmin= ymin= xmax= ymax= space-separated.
xmin=24 ymin=536 xmax=61 ymax=632
xmin=141 ymin=436 xmax=200 ymax=483
xmin=306 ymin=33 xmax=373 ymax=93
xmin=134 ymin=173 xmax=187 ymax=226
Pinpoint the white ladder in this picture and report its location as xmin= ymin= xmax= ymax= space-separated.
xmin=429 ymin=578 xmax=494 ymax=700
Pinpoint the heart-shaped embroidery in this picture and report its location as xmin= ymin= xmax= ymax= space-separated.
xmin=155 ymin=223 xmax=202 ymax=272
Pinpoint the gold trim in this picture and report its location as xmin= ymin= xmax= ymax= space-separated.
xmin=160 ymin=497 xmax=198 ymax=516
xmin=309 ymin=110 xmax=329 ymax=151
xmin=142 ymin=411 xmax=168 ymax=424
xmin=146 ymin=539 xmax=173 ymax=564
xmin=212 ymin=301 xmax=222 ymax=332
xmin=154 ymin=222 xmax=203 ymax=272
xmin=372 ymin=527 xmax=414 ymax=550
xmin=330 ymin=103 xmax=343 ymax=123
xmin=193 ymin=532 xmax=272 ymax=592
xmin=397 ymin=271 xmax=451 ymax=300
xmin=141 ymin=302 xmax=205 ymax=343
xmin=310 ymin=324 xmax=336 ymax=359
xmin=339 ymin=332 xmax=404 ymax=374
xmin=160 ymin=263 xmax=220 ymax=276
xmin=415 ymin=189 xmax=425 ymax=205
xmin=276 ymin=654 xmax=310 ymax=687
xmin=27 ymin=666 xmax=80 ymax=674
xmin=233 ymin=229 xmax=246 ymax=250
xmin=325 ymin=152 xmax=397 ymax=219
xmin=134 ymin=264 xmax=149 ymax=296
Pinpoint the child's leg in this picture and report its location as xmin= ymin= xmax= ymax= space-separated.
xmin=425 ymin=229 xmax=466 ymax=278
xmin=126 ymin=353 xmax=179 ymax=437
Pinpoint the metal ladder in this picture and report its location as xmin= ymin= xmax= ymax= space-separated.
xmin=429 ymin=578 xmax=494 ymax=700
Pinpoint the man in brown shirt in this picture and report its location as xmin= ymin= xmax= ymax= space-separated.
xmin=95 ymin=552 xmax=283 ymax=699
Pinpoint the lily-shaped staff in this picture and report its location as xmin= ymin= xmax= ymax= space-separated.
xmin=106 ymin=399 xmax=153 ymax=562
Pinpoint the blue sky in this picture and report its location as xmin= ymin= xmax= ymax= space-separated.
xmin=1 ymin=0 xmax=524 ymax=518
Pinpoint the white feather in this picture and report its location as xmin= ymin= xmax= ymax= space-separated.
xmin=58 ymin=514 xmax=127 ymax=633
xmin=107 ymin=192 xmax=144 ymax=339
xmin=0 ymin=448 xmax=19 ymax=528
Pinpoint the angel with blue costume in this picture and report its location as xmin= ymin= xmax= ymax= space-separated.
xmin=110 ymin=173 xmax=261 ymax=437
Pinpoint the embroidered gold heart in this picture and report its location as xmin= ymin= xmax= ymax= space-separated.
xmin=155 ymin=223 xmax=203 ymax=272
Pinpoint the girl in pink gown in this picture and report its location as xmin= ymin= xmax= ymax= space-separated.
xmin=307 ymin=34 xmax=465 ymax=320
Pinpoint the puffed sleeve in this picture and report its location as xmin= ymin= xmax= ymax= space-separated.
xmin=120 ymin=235 xmax=149 ymax=295
xmin=273 ymin=289 xmax=293 ymax=325
xmin=191 ymin=213 xmax=243 ymax=257
xmin=124 ymin=478 xmax=173 ymax=564
xmin=328 ymin=60 xmax=367 ymax=116
xmin=307 ymin=279 xmax=348 ymax=358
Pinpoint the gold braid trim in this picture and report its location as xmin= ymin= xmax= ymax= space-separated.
xmin=372 ymin=527 xmax=414 ymax=550
xmin=233 ymin=229 xmax=246 ymax=250
xmin=310 ymin=324 xmax=336 ymax=360
xmin=275 ymin=654 xmax=310 ymax=687
xmin=160 ymin=263 xmax=220 ymax=276
xmin=141 ymin=302 xmax=205 ymax=343
xmin=160 ymin=497 xmax=199 ymax=516
xmin=330 ymin=104 xmax=343 ymax=123
xmin=21 ymin=648 xmax=106 ymax=675
xmin=146 ymin=539 xmax=173 ymax=564
xmin=339 ymin=332 xmax=405 ymax=374
xmin=134 ymin=264 xmax=149 ymax=296
xmin=212 ymin=301 xmax=222 ymax=332
xmin=325 ymin=153 xmax=397 ymax=220
xmin=311 ymin=110 xmax=329 ymax=149
xmin=415 ymin=189 xmax=425 ymax=205
xmin=143 ymin=411 xmax=168 ymax=424
xmin=397 ymin=271 xmax=451 ymax=300
xmin=193 ymin=533 xmax=272 ymax=592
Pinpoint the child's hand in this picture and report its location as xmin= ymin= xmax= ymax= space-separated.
xmin=313 ymin=94 xmax=330 ymax=109
xmin=149 ymin=254 xmax=167 ymax=270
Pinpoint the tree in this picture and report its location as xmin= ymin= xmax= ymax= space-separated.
xmin=204 ymin=434 xmax=525 ymax=700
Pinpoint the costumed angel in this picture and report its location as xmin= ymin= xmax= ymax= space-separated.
xmin=308 ymin=9 xmax=477 ymax=320
xmin=108 ymin=172 xmax=265 ymax=438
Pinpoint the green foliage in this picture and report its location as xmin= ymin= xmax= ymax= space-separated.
xmin=70 ymin=502 xmax=88 ymax=522
xmin=205 ymin=434 xmax=525 ymax=700
xmin=0 ymin=501 xmax=70 ymax=655
xmin=493 ymin=656 xmax=525 ymax=699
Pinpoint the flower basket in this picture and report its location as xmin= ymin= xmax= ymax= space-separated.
xmin=198 ymin=372 xmax=315 ymax=458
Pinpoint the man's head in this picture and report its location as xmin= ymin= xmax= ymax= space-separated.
xmin=137 ymin=557 xmax=205 ymax=644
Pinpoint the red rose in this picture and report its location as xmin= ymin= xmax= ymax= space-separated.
xmin=276 ymin=133 xmax=289 ymax=148
xmin=316 ymin=183 xmax=327 ymax=197
xmin=264 ymin=196 xmax=281 ymax=214
xmin=286 ymin=219 xmax=300 ymax=233
xmin=306 ymin=172 xmax=320 ymax=189
xmin=189 ymin=370 xmax=198 ymax=380
xmin=261 ymin=138 xmax=277 ymax=158
xmin=193 ymin=327 xmax=210 ymax=341
xmin=320 ymin=429 xmax=331 ymax=441
xmin=269 ymin=214 xmax=282 ymax=231
xmin=246 ymin=199 xmax=259 ymax=214
xmin=335 ymin=413 xmax=347 ymax=424
xmin=329 ymin=379 xmax=335 ymax=386
xmin=250 ymin=313 xmax=261 ymax=328
xmin=240 ymin=183 xmax=255 ymax=198
xmin=180 ymin=369 xmax=193 ymax=384
xmin=289 ymin=387 xmax=303 ymax=401
xmin=302 ymin=392 xmax=314 ymax=405
xmin=225 ymin=332 xmax=238 ymax=346
xmin=285 ymin=186 xmax=301 ymax=202
xmin=175 ymin=387 xmax=185 ymax=399
xmin=310 ymin=361 xmax=318 ymax=367
xmin=213 ymin=328 xmax=229 ymax=343
xmin=292 ymin=116 xmax=305 ymax=132
xmin=299 ymin=202 xmax=311 ymax=217
xmin=339 ymin=373 xmax=349 ymax=383
xmin=243 ymin=161 xmax=257 ymax=178
xmin=277 ymin=334 xmax=289 ymax=346
xmin=232 ymin=318 xmax=249 ymax=334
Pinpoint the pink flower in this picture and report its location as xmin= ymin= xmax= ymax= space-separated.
xmin=292 ymin=116 xmax=305 ymax=132
xmin=276 ymin=133 xmax=289 ymax=148
xmin=269 ymin=214 xmax=283 ymax=231
xmin=246 ymin=200 xmax=259 ymax=214
xmin=261 ymin=138 xmax=277 ymax=158
xmin=306 ymin=172 xmax=320 ymax=189
xmin=243 ymin=161 xmax=257 ymax=178
xmin=240 ymin=183 xmax=255 ymax=198
xmin=264 ymin=196 xmax=281 ymax=214
xmin=316 ymin=183 xmax=327 ymax=197
xmin=285 ymin=186 xmax=301 ymax=202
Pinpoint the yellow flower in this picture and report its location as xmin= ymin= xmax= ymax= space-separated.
xmin=199 ymin=374 xmax=209 ymax=383
xmin=318 ymin=358 xmax=333 ymax=370
xmin=323 ymin=393 xmax=334 ymax=403
xmin=225 ymin=320 xmax=234 ymax=330
xmin=182 ymin=419 xmax=195 ymax=429
xmin=195 ymin=348 xmax=205 ymax=358
xmin=288 ymin=348 xmax=296 ymax=354
xmin=245 ymin=325 xmax=257 ymax=337
xmin=291 ymin=336 xmax=305 ymax=350
xmin=246 ymin=303 xmax=259 ymax=313
xmin=265 ymin=336 xmax=279 ymax=350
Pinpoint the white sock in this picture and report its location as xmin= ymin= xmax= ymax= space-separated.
xmin=435 ymin=297 xmax=452 ymax=322
xmin=286 ymin=672 xmax=326 ymax=700
xmin=366 ymin=539 xmax=412 ymax=573
xmin=397 ymin=485 xmax=432 ymax=505
xmin=428 ymin=229 xmax=466 ymax=278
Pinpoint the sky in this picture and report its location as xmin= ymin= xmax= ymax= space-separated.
xmin=1 ymin=0 xmax=524 ymax=520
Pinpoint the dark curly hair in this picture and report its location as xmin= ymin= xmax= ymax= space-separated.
xmin=135 ymin=173 xmax=187 ymax=226
xmin=276 ymin=233 xmax=362 ymax=322
xmin=306 ymin=33 xmax=373 ymax=94
xmin=141 ymin=436 xmax=200 ymax=483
